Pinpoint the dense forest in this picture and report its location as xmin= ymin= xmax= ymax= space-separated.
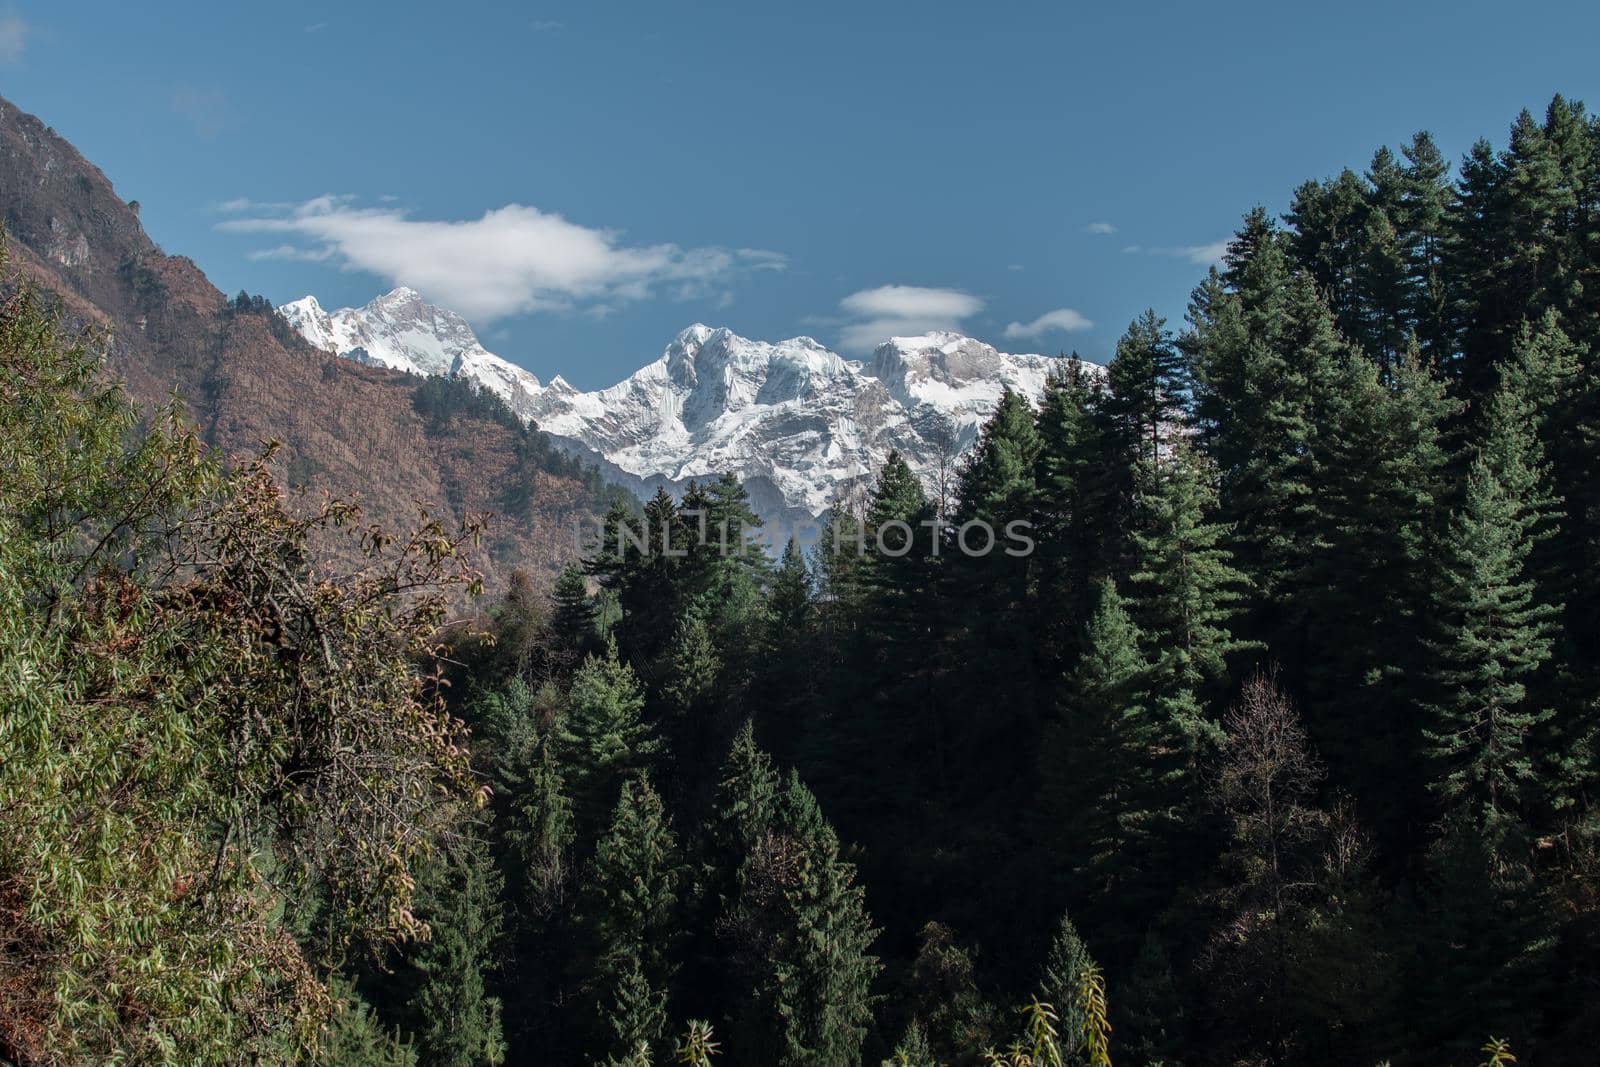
xmin=5 ymin=94 xmax=1600 ymax=1066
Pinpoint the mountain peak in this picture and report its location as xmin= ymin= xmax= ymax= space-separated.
xmin=373 ymin=285 xmax=423 ymax=306
xmin=277 ymin=291 xmax=1097 ymax=531
xmin=280 ymin=288 xmax=531 ymax=384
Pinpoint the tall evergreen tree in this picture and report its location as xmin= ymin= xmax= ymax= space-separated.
xmin=550 ymin=562 xmax=599 ymax=669
xmin=1128 ymin=438 xmax=1253 ymax=750
xmin=403 ymin=832 xmax=507 ymax=1067
xmin=1398 ymin=131 xmax=1454 ymax=360
xmin=1038 ymin=910 xmax=1097 ymax=1064
xmin=561 ymin=644 xmax=659 ymax=839
xmin=720 ymin=763 xmax=879 ymax=1067
xmin=590 ymin=776 xmax=683 ymax=1061
xmin=1030 ymin=358 xmax=1107 ymax=666
xmin=1421 ymin=444 xmax=1559 ymax=849
xmin=1042 ymin=579 xmax=1170 ymax=939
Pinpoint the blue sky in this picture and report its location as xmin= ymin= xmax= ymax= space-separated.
xmin=3 ymin=1 xmax=1598 ymax=388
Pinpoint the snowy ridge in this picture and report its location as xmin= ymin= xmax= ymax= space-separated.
xmin=280 ymin=288 xmax=1099 ymax=527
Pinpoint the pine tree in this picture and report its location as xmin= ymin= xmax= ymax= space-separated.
xmin=659 ymin=601 xmax=725 ymax=811
xmin=1031 ymin=358 xmax=1106 ymax=666
xmin=491 ymin=568 xmax=549 ymax=678
xmin=759 ymin=537 xmax=818 ymax=762
xmin=317 ymin=979 xmax=418 ymax=1067
xmin=683 ymin=474 xmax=770 ymax=707
xmin=883 ymin=1019 xmax=936 ymax=1067
xmin=720 ymin=763 xmax=879 ymax=1067
xmin=404 ymin=832 xmax=507 ymax=1067
xmin=1042 ymin=579 xmax=1178 ymax=936
xmin=561 ymin=644 xmax=659 ymax=838
xmin=1038 ymin=911 xmax=1096 ymax=1062
xmin=713 ymin=721 xmax=785 ymax=871
xmin=600 ymin=960 xmax=670 ymax=1065
xmin=507 ymin=720 xmax=576 ymax=917
xmin=1398 ymin=131 xmax=1454 ymax=360
xmin=1422 ymin=452 xmax=1559 ymax=848
xmin=842 ymin=452 xmax=941 ymax=820
xmin=1419 ymin=321 xmax=1567 ymax=848
xmin=1285 ymin=168 xmax=1373 ymax=347
xmin=1129 ymin=437 xmax=1253 ymax=749
xmin=1295 ymin=344 xmax=1457 ymax=848
xmin=1447 ymin=137 xmax=1513 ymax=394
xmin=1406 ymin=828 xmax=1554 ymax=1059
xmin=905 ymin=922 xmax=1001 ymax=1063
xmin=1118 ymin=931 xmax=1180 ymax=1067
xmin=551 ymin=562 xmax=599 ymax=668
xmin=590 ymin=776 xmax=682 ymax=1061
xmin=1187 ymin=216 xmax=1335 ymax=628
xmin=475 ymin=677 xmax=576 ymax=918
xmin=954 ymin=391 xmax=1041 ymax=527
xmin=947 ymin=393 xmax=1043 ymax=792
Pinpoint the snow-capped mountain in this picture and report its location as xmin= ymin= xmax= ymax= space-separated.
xmin=279 ymin=288 xmax=546 ymax=413
xmin=280 ymin=288 xmax=1092 ymax=529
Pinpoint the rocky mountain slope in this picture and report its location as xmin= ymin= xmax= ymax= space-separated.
xmin=284 ymin=291 xmax=1091 ymax=531
xmin=0 ymin=94 xmax=604 ymax=589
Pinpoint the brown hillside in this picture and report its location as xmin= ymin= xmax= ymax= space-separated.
xmin=0 ymin=95 xmax=596 ymax=590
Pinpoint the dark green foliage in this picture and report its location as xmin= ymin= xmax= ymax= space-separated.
xmin=1129 ymin=438 xmax=1253 ymax=749
xmin=24 ymin=94 xmax=1600 ymax=1067
xmin=316 ymin=981 xmax=418 ymax=1067
xmin=1422 ymin=447 xmax=1558 ymax=848
xmin=560 ymin=644 xmax=659 ymax=839
xmin=718 ymin=760 xmax=880 ymax=1067
xmin=402 ymin=833 xmax=507 ymax=1067
xmin=364 ymin=91 xmax=1600 ymax=1067
xmin=1105 ymin=308 xmax=1188 ymax=465
xmin=551 ymin=562 xmax=600 ymax=667
xmin=590 ymin=776 xmax=682 ymax=1060
xmin=902 ymin=923 xmax=1001 ymax=1063
xmin=412 ymin=372 xmax=526 ymax=435
xmin=1038 ymin=912 xmax=1095 ymax=1062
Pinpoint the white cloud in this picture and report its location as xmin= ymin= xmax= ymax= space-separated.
xmin=247 ymin=243 xmax=336 ymax=263
xmin=836 ymin=285 xmax=983 ymax=352
xmin=1163 ymin=239 xmax=1229 ymax=266
xmin=1085 ymin=221 xmax=1117 ymax=235
xmin=221 ymin=197 xmax=786 ymax=321
xmin=530 ymin=19 xmax=565 ymax=31
xmin=1003 ymin=308 xmax=1094 ymax=340
xmin=0 ymin=12 xmax=27 ymax=64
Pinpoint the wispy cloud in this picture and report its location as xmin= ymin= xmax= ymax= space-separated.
xmin=1166 ymin=239 xmax=1229 ymax=266
xmin=1085 ymin=221 xmax=1117 ymax=235
xmin=836 ymin=285 xmax=983 ymax=352
xmin=221 ymin=196 xmax=787 ymax=321
xmin=172 ymin=85 xmax=232 ymax=139
xmin=1003 ymin=308 xmax=1093 ymax=340
xmin=305 ymin=21 xmax=327 ymax=33
xmin=530 ymin=19 xmax=565 ymax=31
xmin=218 ymin=196 xmax=294 ymax=213
xmin=247 ymin=243 xmax=337 ymax=263
xmin=0 ymin=11 xmax=28 ymax=64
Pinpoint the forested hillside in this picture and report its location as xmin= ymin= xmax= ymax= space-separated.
xmin=5 ymin=95 xmax=1600 ymax=1066
xmin=0 ymin=95 xmax=621 ymax=589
